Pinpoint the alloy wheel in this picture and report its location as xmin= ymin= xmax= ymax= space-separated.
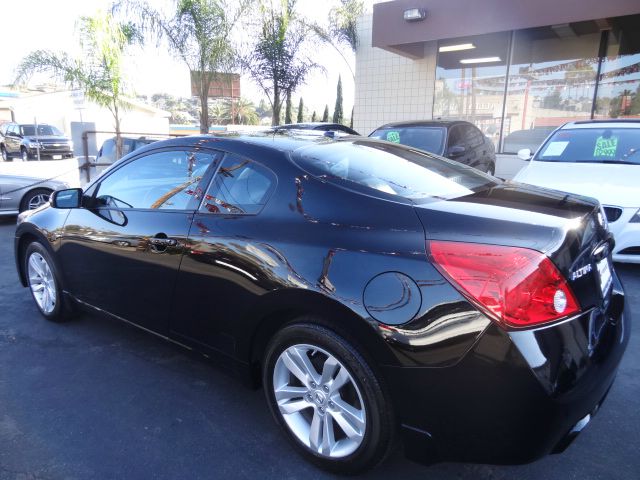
xmin=273 ymin=344 xmax=366 ymax=458
xmin=28 ymin=192 xmax=50 ymax=210
xmin=27 ymin=252 xmax=57 ymax=314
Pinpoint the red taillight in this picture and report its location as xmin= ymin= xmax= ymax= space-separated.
xmin=429 ymin=241 xmax=580 ymax=329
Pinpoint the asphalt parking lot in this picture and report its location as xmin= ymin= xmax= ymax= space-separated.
xmin=0 ymin=215 xmax=638 ymax=480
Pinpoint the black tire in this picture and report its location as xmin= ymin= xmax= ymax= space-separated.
xmin=263 ymin=322 xmax=394 ymax=474
xmin=21 ymin=147 xmax=29 ymax=161
xmin=0 ymin=145 xmax=7 ymax=162
xmin=19 ymin=188 xmax=52 ymax=213
xmin=23 ymin=241 xmax=74 ymax=322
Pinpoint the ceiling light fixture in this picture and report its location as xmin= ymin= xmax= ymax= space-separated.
xmin=439 ymin=43 xmax=476 ymax=52
xmin=460 ymin=56 xmax=501 ymax=64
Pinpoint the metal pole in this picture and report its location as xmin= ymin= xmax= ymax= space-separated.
xmin=82 ymin=131 xmax=90 ymax=183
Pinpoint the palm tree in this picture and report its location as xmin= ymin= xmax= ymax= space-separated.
xmin=224 ymin=98 xmax=258 ymax=125
xmin=15 ymin=11 xmax=137 ymax=159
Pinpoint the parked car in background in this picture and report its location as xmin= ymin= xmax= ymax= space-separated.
xmin=272 ymin=122 xmax=360 ymax=136
xmin=514 ymin=120 xmax=640 ymax=263
xmin=96 ymin=136 xmax=160 ymax=165
xmin=0 ymin=123 xmax=74 ymax=161
xmin=502 ymin=126 xmax=556 ymax=154
xmin=14 ymin=133 xmax=628 ymax=473
xmin=369 ymin=120 xmax=496 ymax=174
xmin=0 ymin=173 xmax=69 ymax=214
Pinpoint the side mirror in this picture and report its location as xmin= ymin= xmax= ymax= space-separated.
xmin=51 ymin=188 xmax=83 ymax=209
xmin=517 ymin=148 xmax=532 ymax=161
xmin=448 ymin=145 xmax=466 ymax=158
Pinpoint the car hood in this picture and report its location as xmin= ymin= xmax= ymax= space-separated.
xmin=513 ymin=161 xmax=640 ymax=208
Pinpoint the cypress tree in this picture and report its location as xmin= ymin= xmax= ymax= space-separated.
xmin=311 ymin=111 xmax=317 ymax=122
xmin=322 ymin=104 xmax=329 ymax=122
xmin=297 ymin=97 xmax=304 ymax=122
xmin=333 ymin=75 xmax=343 ymax=124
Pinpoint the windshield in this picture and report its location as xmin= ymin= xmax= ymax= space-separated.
xmin=294 ymin=140 xmax=496 ymax=202
xmin=369 ymin=126 xmax=446 ymax=155
xmin=20 ymin=125 xmax=64 ymax=136
xmin=534 ymin=127 xmax=640 ymax=164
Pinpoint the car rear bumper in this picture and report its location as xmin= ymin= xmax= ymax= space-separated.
xmin=383 ymin=272 xmax=629 ymax=465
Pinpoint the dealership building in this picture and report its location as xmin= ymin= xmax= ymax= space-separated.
xmin=353 ymin=0 xmax=640 ymax=158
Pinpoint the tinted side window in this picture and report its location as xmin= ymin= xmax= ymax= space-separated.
xmin=447 ymin=126 xmax=463 ymax=148
xmin=96 ymin=150 xmax=217 ymax=210
xmin=200 ymin=155 xmax=276 ymax=215
xmin=464 ymin=125 xmax=484 ymax=147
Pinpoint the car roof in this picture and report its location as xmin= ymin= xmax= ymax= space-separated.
xmin=128 ymin=131 xmax=362 ymax=158
xmin=373 ymin=120 xmax=469 ymax=129
xmin=560 ymin=119 xmax=640 ymax=129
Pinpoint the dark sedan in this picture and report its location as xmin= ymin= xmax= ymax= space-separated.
xmin=369 ymin=120 xmax=496 ymax=174
xmin=14 ymin=133 xmax=628 ymax=474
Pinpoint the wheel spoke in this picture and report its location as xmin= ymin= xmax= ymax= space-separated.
xmin=320 ymin=355 xmax=339 ymax=385
xmin=329 ymin=397 xmax=365 ymax=440
xmin=28 ymin=255 xmax=45 ymax=277
xmin=329 ymin=366 xmax=350 ymax=394
xmin=278 ymin=398 xmax=310 ymax=415
xmin=321 ymin=414 xmax=336 ymax=456
xmin=30 ymin=283 xmax=45 ymax=293
xmin=274 ymin=385 xmax=307 ymax=401
xmin=309 ymin=410 xmax=323 ymax=452
xmin=282 ymin=347 xmax=320 ymax=388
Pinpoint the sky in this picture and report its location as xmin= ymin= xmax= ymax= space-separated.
xmin=1 ymin=0 xmax=373 ymax=118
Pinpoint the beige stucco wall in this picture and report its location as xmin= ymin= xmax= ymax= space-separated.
xmin=353 ymin=13 xmax=437 ymax=136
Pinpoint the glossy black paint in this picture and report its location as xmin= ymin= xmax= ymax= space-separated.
xmin=14 ymin=134 xmax=628 ymax=467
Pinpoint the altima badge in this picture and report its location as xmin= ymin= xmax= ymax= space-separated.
xmin=571 ymin=264 xmax=592 ymax=281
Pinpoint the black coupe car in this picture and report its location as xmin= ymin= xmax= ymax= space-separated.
xmin=14 ymin=133 xmax=628 ymax=473
xmin=369 ymin=120 xmax=496 ymax=174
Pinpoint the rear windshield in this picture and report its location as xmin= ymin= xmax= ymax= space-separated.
xmin=535 ymin=127 xmax=640 ymax=164
xmin=20 ymin=125 xmax=63 ymax=136
xmin=369 ymin=126 xmax=445 ymax=155
xmin=294 ymin=140 xmax=496 ymax=202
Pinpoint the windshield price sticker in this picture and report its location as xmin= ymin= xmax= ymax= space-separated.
xmin=593 ymin=135 xmax=618 ymax=158
xmin=542 ymin=141 xmax=569 ymax=157
xmin=386 ymin=131 xmax=401 ymax=143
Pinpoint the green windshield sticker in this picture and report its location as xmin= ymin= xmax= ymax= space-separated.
xmin=593 ymin=135 xmax=618 ymax=157
xmin=386 ymin=131 xmax=400 ymax=143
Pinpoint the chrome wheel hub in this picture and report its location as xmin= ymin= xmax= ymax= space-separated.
xmin=27 ymin=252 xmax=57 ymax=314
xmin=273 ymin=344 xmax=366 ymax=458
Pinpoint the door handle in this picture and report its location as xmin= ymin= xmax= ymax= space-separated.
xmin=149 ymin=237 xmax=177 ymax=247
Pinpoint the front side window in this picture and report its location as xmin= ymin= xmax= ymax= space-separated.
xmin=535 ymin=127 xmax=640 ymax=164
xmin=369 ymin=126 xmax=446 ymax=155
xmin=96 ymin=149 xmax=217 ymax=210
xmin=200 ymin=155 xmax=276 ymax=215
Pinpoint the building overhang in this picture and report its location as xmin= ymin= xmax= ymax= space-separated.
xmin=372 ymin=0 xmax=640 ymax=59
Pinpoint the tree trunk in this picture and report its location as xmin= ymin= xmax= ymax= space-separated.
xmin=199 ymin=72 xmax=210 ymax=134
xmin=272 ymin=87 xmax=281 ymax=126
xmin=200 ymin=93 xmax=209 ymax=134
